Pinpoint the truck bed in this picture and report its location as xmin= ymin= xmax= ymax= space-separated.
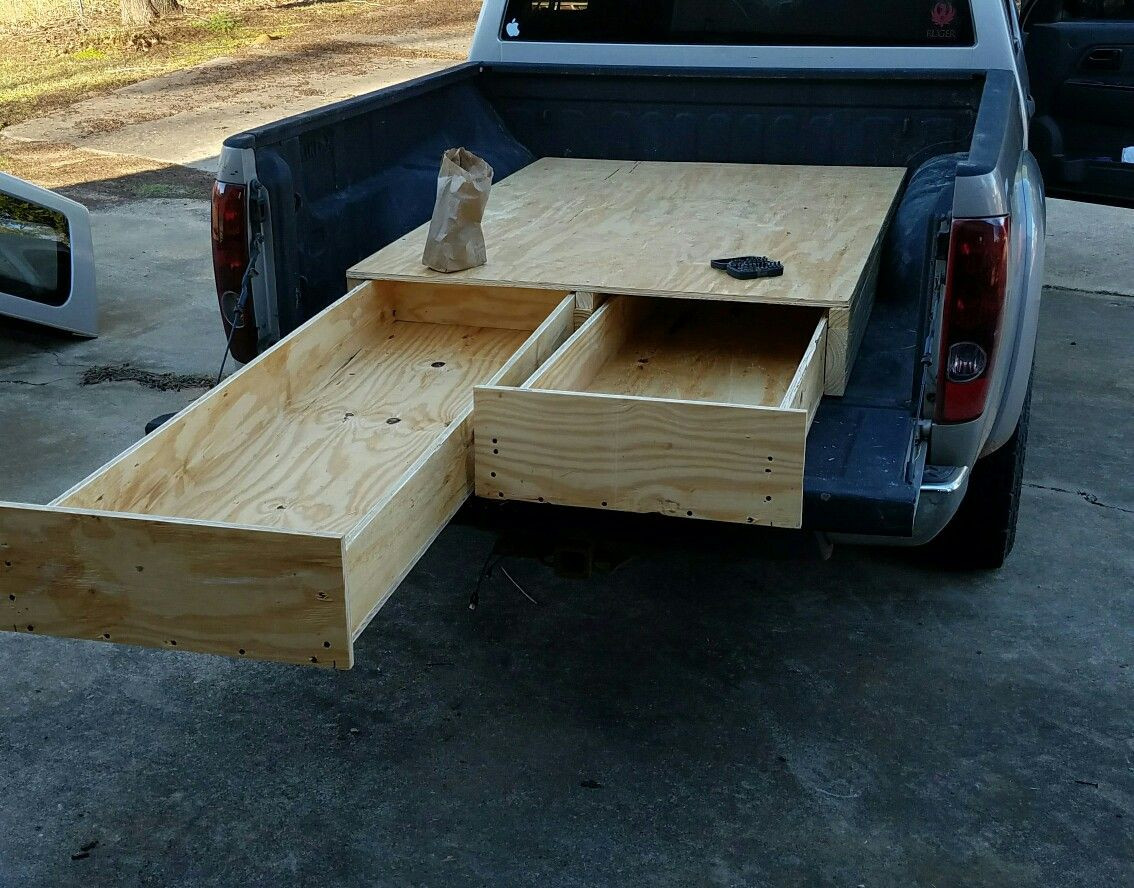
xmin=225 ymin=64 xmax=1000 ymax=536
xmin=228 ymin=65 xmax=984 ymax=332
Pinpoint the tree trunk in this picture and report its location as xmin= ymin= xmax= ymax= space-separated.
xmin=120 ymin=0 xmax=181 ymax=27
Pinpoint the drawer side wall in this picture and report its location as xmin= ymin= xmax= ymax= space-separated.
xmin=344 ymin=294 xmax=576 ymax=636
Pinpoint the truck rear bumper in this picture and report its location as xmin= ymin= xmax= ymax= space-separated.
xmin=803 ymin=398 xmax=974 ymax=545
xmin=801 ymin=402 xmax=926 ymax=537
xmin=911 ymin=464 xmax=970 ymax=542
xmin=826 ymin=464 xmax=969 ymax=548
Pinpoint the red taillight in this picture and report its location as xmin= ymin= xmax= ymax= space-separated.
xmin=211 ymin=181 xmax=259 ymax=364
xmin=936 ymin=216 xmax=1011 ymax=424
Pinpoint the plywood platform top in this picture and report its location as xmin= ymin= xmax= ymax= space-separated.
xmin=349 ymin=158 xmax=906 ymax=309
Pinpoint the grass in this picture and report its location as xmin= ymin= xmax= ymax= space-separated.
xmin=199 ymin=11 xmax=238 ymax=34
xmin=130 ymin=181 xmax=196 ymax=197
xmin=0 ymin=1 xmax=311 ymax=129
xmin=0 ymin=0 xmax=257 ymax=128
xmin=0 ymin=25 xmax=253 ymax=128
xmin=0 ymin=0 xmax=116 ymax=29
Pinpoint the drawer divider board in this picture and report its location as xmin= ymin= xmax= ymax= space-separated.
xmin=523 ymin=295 xmax=644 ymax=392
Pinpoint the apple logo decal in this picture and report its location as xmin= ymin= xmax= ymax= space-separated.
xmin=505 ymin=19 xmax=520 ymax=38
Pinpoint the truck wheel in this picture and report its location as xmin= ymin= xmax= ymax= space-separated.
xmin=929 ymin=385 xmax=1032 ymax=570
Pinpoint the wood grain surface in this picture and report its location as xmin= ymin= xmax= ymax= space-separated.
xmin=781 ymin=317 xmax=828 ymax=430
xmin=344 ymin=295 xmax=576 ymax=635
xmin=473 ymin=295 xmax=825 ymax=527
xmin=61 ymin=283 xmax=536 ymax=535
xmin=0 ymin=503 xmax=350 ymax=667
xmin=557 ymin=298 xmax=822 ymax=407
xmin=350 ymin=158 xmax=905 ymax=310
xmin=474 ymin=387 xmax=807 ymax=527
xmin=5 ymin=282 xmax=572 ymax=668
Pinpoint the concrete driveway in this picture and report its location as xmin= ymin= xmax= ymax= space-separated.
xmin=0 ymin=89 xmax=1131 ymax=884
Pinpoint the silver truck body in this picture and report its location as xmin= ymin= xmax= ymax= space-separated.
xmin=215 ymin=0 xmax=1054 ymax=547
xmin=464 ymin=0 xmax=1044 ymax=543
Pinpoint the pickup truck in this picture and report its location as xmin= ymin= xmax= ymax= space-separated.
xmin=206 ymin=0 xmax=1134 ymax=571
xmin=6 ymin=0 xmax=1134 ymax=670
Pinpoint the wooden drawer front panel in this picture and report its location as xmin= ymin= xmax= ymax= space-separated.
xmin=475 ymin=387 xmax=807 ymax=526
xmin=1 ymin=504 xmax=350 ymax=668
xmin=474 ymin=296 xmax=827 ymax=529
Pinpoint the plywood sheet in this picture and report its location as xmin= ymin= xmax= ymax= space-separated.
xmin=350 ymin=158 xmax=905 ymax=310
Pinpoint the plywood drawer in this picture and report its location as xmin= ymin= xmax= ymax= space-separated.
xmin=1 ymin=280 xmax=574 ymax=668
xmin=474 ymin=296 xmax=827 ymax=528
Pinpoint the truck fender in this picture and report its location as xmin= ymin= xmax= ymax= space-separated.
xmin=983 ymin=150 xmax=1045 ymax=456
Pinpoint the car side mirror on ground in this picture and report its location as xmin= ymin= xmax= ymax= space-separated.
xmin=0 ymin=172 xmax=97 ymax=337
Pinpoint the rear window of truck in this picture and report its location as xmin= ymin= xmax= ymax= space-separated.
xmin=501 ymin=1 xmax=976 ymax=47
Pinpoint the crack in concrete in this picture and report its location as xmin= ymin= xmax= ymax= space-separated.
xmin=0 ymin=378 xmax=62 ymax=386
xmin=0 ymin=349 xmax=86 ymax=374
xmin=44 ymin=352 xmax=88 ymax=370
xmin=1024 ymin=482 xmax=1134 ymax=515
xmin=1044 ymin=284 xmax=1134 ymax=301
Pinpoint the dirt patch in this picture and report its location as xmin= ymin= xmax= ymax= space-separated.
xmin=62 ymin=36 xmax=460 ymax=139
xmin=73 ymin=106 xmax=179 ymax=138
xmin=0 ymin=136 xmax=214 ymax=206
xmin=81 ymin=363 xmax=214 ymax=390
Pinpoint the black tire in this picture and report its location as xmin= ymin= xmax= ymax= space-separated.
xmin=928 ymin=384 xmax=1032 ymax=570
xmin=144 ymin=413 xmax=177 ymax=435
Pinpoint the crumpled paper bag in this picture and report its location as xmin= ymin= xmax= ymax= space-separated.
xmin=422 ymin=148 xmax=494 ymax=273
